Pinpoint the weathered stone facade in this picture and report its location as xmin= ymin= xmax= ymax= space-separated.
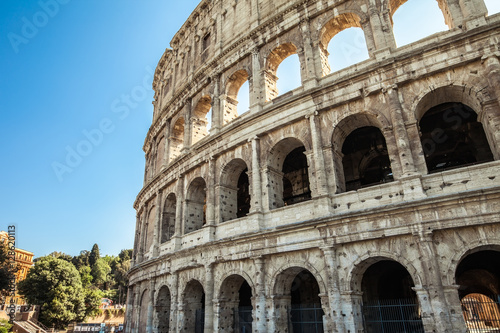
xmin=127 ymin=0 xmax=500 ymax=332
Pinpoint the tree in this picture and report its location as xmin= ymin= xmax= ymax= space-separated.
xmin=48 ymin=251 xmax=72 ymax=262
xmin=72 ymin=250 xmax=90 ymax=270
xmin=18 ymin=256 xmax=86 ymax=329
xmin=0 ymin=243 xmax=14 ymax=295
xmin=113 ymin=259 xmax=130 ymax=304
xmin=89 ymin=244 xmax=100 ymax=267
xmin=0 ymin=319 xmax=12 ymax=333
xmin=91 ymin=258 xmax=111 ymax=289
xmin=118 ymin=249 xmax=132 ymax=262
xmin=79 ymin=266 xmax=93 ymax=288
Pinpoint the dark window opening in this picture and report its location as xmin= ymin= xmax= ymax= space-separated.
xmin=282 ymin=147 xmax=311 ymax=206
xmin=235 ymin=281 xmax=253 ymax=332
xmin=161 ymin=194 xmax=176 ymax=243
xmin=156 ymin=287 xmax=171 ymax=333
xmin=237 ymin=168 xmax=250 ymax=218
xmin=420 ymin=102 xmax=494 ymax=173
xmin=342 ymin=126 xmax=393 ymax=192
xmin=202 ymin=33 xmax=211 ymax=50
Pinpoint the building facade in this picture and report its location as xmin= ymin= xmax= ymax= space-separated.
xmin=126 ymin=0 xmax=500 ymax=332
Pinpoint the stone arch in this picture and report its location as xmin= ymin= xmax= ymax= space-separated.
xmin=415 ymin=86 xmax=495 ymax=173
xmin=217 ymin=274 xmax=254 ymax=332
xmin=139 ymin=288 xmax=150 ymax=333
xmin=386 ymin=0 xmax=454 ymax=28
xmin=161 ymin=193 xmax=176 ymax=243
xmin=181 ymin=279 xmax=205 ymax=333
xmin=319 ymin=12 xmax=370 ymax=75
xmin=223 ymin=69 xmax=250 ymax=124
xmin=331 ymin=112 xmax=394 ymax=192
xmin=155 ymin=285 xmax=171 ymax=333
xmin=348 ymin=253 xmax=422 ymax=292
xmin=271 ymin=265 xmax=326 ymax=332
xmin=184 ymin=177 xmax=207 ymax=234
xmin=266 ymin=137 xmax=311 ymax=209
xmin=264 ymin=42 xmax=300 ymax=101
xmin=192 ymin=95 xmax=211 ymax=145
xmin=218 ymin=158 xmax=250 ymax=222
xmin=444 ymin=242 xmax=500 ymax=286
xmin=170 ymin=116 xmax=185 ymax=162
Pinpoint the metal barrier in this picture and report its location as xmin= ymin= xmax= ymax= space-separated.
xmin=461 ymin=294 xmax=500 ymax=333
xmin=289 ymin=303 xmax=324 ymax=333
xmin=362 ymin=298 xmax=425 ymax=333
xmin=195 ymin=309 xmax=205 ymax=333
xmin=234 ymin=306 xmax=253 ymax=333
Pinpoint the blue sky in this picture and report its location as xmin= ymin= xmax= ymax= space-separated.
xmin=1 ymin=0 xmax=499 ymax=258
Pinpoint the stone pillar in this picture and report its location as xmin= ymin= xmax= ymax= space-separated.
xmin=250 ymin=48 xmax=263 ymax=112
xmin=270 ymin=296 xmax=290 ymax=333
xmin=170 ymin=274 xmax=179 ymax=333
xmin=413 ymin=230 xmax=459 ymax=332
xmin=307 ymin=111 xmax=329 ymax=196
xmin=153 ymin=191 xmax=162 ymax=257
xmin=163 ymin=121 xmax=171 ymax=168
xmin=250 ymin=0 xmax=260 ymax=29
xmin=250 ymin=137 xmax=263 ymax=216
xmin=133 ymin=214 xmax=141 ymax=265
xmin=124 ymin=286 xmax=134 ymax=333
xmin=459 ymin=0 xmax=488 ymax=29
xmin=205 ymin=264 xmax=215 ymax=333
xmin=320 ymin=247 xmax=346 ymax=332
xmin=405 ymin=120 xmax=429 ymax=175
xmin=182 ymin=101 xmax=192 ymax=153
xmin=299 ymin=20 xmax=319 ymax=89
xmin=360 ymin=18 xmax=377 ymax=57
xmin=173 ymin=175 xmax=184 ymax=250
xmin=368 ymin=6 xmax=396 ymax=57
xmin=384 ymin=85 xmax=417 ymax=176
xmin=133 ymin=289 xmax=141 ymax=333
xmin=382 ymin=127 xmax=404 ymax=180
xmin=480 ymin=54 xmax=500 ymax=158
xmin=254 ymin=257 xmax=267 ymax=332
xmin=340 ymin=291 xmax=364 ymax=333
xmin=206 ymin=157 xmax=216 ymax=241
xmin=440 ymin=0 xmax=465 ymax=29
xmin=147 ymin=281 xmax=155 ymax=333
xmin=211 ymin=75 xmax=222 ymax=134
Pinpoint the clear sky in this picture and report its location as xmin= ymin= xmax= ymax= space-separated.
xmin=1 ymin=0 xmax=499 ymax=258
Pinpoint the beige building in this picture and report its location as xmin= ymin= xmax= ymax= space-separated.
xmin=126 ymin=0 xmax=500 ymax=332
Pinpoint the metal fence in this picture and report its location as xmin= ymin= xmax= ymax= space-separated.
xmin=195 ymin=308 xmax=205 ymax=333
xmin=461 ymin=295 xmax=500 ymax=333
xmin=362 ymin=298 xmax=425 ymax=333
xmin=234 ymin=306 xmax=253 ymax=333
xmin=289 ymin=303 xmax=325 ymax=333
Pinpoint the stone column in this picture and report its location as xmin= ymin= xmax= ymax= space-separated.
xmin=254 ymin=257 xmax=267 ymax=332
xmin=368 ymin=6 xmax=396 ymax=57
xmin=384 ymin=85 xmax=417 ymax=176
xmin=307 ymin=111 xmax=329 ymax=196
xmin=321 ymin=247 xmax=346 ymax=332
xmin=153 ymin=191 xmax=162 ymax=257
xmin=299 ymin=20 xmax=319 ymax=89
xmin=182 ymin=101 xmax=192 ymax=153
xmin=211 ymin=75 xmax=222 ymax=134
xmin=382 ymin=127 xmax=404 ymax=180
xmin=340 ymin=291 xmax=364 ymax=333
xmin=250 ymin=48 xmax=263 ymax=112
xmin=147 ymin=281 xmax=155 ymax=333
xmin=250 ymin=137 xmax=263 ymax=216
xmin=173 ymin=175 xmax=184 ymax=250
xmin=133 ymin=289 xmax=141 ymax=333
xmin=250 ymin=0 xmax=260 ymax=29
xmin=360 ymin=18 xmax=376 ymax=57
xmin=270 ymin=296 xmax=290 ymax=333
xmin=132 ymin=214 xmax=141 ymax=265
xmin=163 ymin=120 xmax=171 ymax=168
xmin=205 ymin=157 xmax=217 ymax=241
xmin=205 ymin=264 xmax=215 ymax=333
xmin=170 ymin=274 xmax=179 ymax=333
xmin=413 ymin=230 xmax=459 ymax=332
xmin=124 ymin=286 xmax=134 ymax=333
xmin=480 ymin=54 xmax=500 ymax=158
xmin=459 ymin=0 xmax=488 ymax=29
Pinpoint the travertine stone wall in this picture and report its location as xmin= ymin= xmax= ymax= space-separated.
xmin=127 ymin=0 xmax=500 ymax=332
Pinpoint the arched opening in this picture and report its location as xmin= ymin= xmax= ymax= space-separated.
xmin=268 ymin=138 xmax=311 ymax=209
xmin=144 ymin=206 xmax=156 ymax=253
xmin=218 ymin=275 xmax=253 ymax=332
xmin=219 ymin=159 xmax=251 ymax=222
xmin=274 ymin=268 xmax=324 ymax=332
xmin=485 ymin=0 xmax=500 ymax=15
xmin=391 ymin=0 xmax=449 ymax=47
xmin=192 ymin=96 xmax=212 ymax=145
xmin=265 ymin=43 xmax=301 ymax=101
xmin=319 ymin=13 xmax=369 ymax=75
xmin=182 ymin=280 xmax=205 ymax=333
xmin=170 ymin=117 xmax=185 ymax=162
xmin=156 ymin=286 xmax=171 ymax=333
xmin=341 ymin=126 xmax=393 ymax=192
xmin=161 ymin=193 xmax=176 ymax=243
xmin=185 ymin=177 xmax=206 ymax=234
xmin=456 ymin=250 xmax=500 ymax=330
xmin=224 ymin=69 xmax=250 ymax=125
xmin=361 ymin=260 xmax=424 ymax=332
xmin=419 ymin=102 xmax=494 ymax=173
xmin=139 ymin=289 xmax=149 ymax=333
xmin=156 ymin=136 xmax=166 ymax=173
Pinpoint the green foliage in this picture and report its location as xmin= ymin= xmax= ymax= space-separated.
xmin=72 ymin=250 xmax=90 ymax=270
xmin=0 ymin=319 xmax=12 ymax=333
xmin=0 ymin=243 xmax=14 ymax=294
xmin=118 ymin=249 xmax=132 ymax=262
xmin=18 ymin=256 xmax=86 ymax=329
xmin=91 ymin=258 xmax=111 ymax=289
xmin=48 ymin=251 xmax=72 ymax=262
xmin=79 ymin=266 xmax=93 ymax=288
xmin=89 ymin=244 xmax=100 ymax=267
xmin=84 ymin=287 xmax=102 ymax=318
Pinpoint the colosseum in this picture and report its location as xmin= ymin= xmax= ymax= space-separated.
xmin=126 ymin=0 xmax=500 ymax=332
